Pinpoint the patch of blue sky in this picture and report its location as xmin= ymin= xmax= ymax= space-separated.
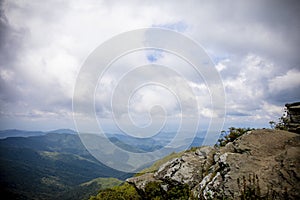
xmin=206 ymin=51 xmax=230 ymax=64
xmin=152 ymin=21 xmax=188 ymax=32
xmin=146 ymin=49 xmax=164 ymax=63
xmin=210 ymin=55 xmax=230 ymax=64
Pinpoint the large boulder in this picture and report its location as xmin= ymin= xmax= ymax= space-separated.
xmin=127 ymin=129 xmax=300 ymax=199
xmin=286 ymin=102 xmax=300 ymax=133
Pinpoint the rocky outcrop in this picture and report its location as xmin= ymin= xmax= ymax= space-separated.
xmin=286 ymin=102 xmax=300 ymax=133
xmin=154 ymin=146 xmax=215 ymax=188
xmin=127 ymin=129 xmax=300 ymax=199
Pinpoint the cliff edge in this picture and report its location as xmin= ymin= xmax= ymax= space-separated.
xmin=127 ymin=129 xmax=300 ymax=199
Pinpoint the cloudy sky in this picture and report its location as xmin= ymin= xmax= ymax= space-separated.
xmin=0 ymin=0 xmax=299 ymax=132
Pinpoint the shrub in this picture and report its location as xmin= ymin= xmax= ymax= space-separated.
xmin=269 ymin=106 xmax=289 ymax=131
xmin=237 ymin=174 xmax=261 ymax=200
xmin=216 ymin=127 xmax=254 ymax=147
xmin=237 ymin=174 xmax=281 ymax=200
xmin=144 ymin=181 xmax=165 ymax=200
xmin=166 ymin=183 xmax=190 ymax=200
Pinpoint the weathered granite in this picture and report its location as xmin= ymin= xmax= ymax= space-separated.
xmin=286 ymin=102 xmax=300 ymax=133
xmin=127 ymin=129 xmax=300 ymax=199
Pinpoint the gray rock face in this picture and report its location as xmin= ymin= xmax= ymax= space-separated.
xmin=154 ymin=146 xmax=215 ymax=188
xmin=126 ymin=173 xmax=158 ymax=190
xmin=127 ymin=129 xmax=300 ymax=199
xmin=286 ymin=102 xmax=300 ymax=133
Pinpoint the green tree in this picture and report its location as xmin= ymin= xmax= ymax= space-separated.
xmin=269 ymin=121 xmax=276 ymax=129
xmin=269 ymin=108 xmax=289 ymax=131
xmin=216 ymin=127 xmax=254 ymax=147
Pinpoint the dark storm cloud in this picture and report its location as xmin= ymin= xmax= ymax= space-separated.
xmin=0 ymin=0 xmax=75 ymax=119
xmin=0 ymin=0 xmax=26 ymax=103
xmin=189 ymin=0 xmax=300 ymax=70
xmin=0 ymin=0 xmax=26 ymax=64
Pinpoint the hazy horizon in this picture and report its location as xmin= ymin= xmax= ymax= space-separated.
xmin=1 ymin=0 xmax=299 ymax=133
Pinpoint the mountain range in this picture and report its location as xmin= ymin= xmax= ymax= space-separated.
xmin=0 ymin=129 xmax=205 ymax=199
xmin=0 ymin=130 xmax=129 ymax=200
xmin=0 ymin=129 xmax=77 ymax=139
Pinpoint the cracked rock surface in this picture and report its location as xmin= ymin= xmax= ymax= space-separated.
xmin=127 ymin=129 xmax=300 ymax=199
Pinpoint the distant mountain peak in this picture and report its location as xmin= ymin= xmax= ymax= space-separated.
xmin=47 ymin=129 xmax=77 ymax=134
xmin=0 ymin=129 xmax=77 ymax=139
xmin=0 ymin=129 xmax=45 ymax=139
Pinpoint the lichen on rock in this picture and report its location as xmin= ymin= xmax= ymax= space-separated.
xmin=127 ymin=129 xmax=300 ymax=199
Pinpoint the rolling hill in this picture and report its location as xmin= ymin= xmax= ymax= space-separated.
xmin=0 ymin=129 xmax=205 ymax=199
xmin=0 ymin=132 xmax=130 ymax=200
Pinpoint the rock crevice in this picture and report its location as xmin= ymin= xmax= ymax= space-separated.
xmin=127 ymin=129 xmax=300 ymax=199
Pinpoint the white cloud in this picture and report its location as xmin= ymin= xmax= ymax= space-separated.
xmin=215 ymin=60 xmax=228 ymax=72
xmin=0 ymin=0 xmax=299 ymax=131
xmin=219 ymin=54 xmax=295 ymax=127
xmin=0 ymin=69 xmax=14 ymax=81
xmin=269 ymin=69 xmax=300 ymax=93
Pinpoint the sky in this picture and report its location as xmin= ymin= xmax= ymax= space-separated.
xmin=0 ymin=0 xmax=300 ymax=133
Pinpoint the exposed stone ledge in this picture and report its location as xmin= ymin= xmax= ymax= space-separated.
xmin=127 ymin=129 xmax=300 ymax=199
